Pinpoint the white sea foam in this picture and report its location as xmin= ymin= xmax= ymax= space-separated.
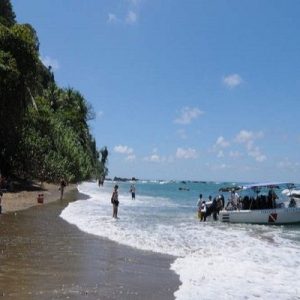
xmin=61 ymin=182 xmax=300 ymax=300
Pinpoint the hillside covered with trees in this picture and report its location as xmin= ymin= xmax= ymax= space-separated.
xmin=0 ymin=0 xmax=108 ymax=183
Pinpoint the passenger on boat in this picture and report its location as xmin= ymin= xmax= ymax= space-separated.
xmin=219 ymin=194 xmax=225 ymax=209
xmin=268 ymin=189 xmax=278 ymax=209
xmin=225 ymin=199 xmax=232 ymax=210
xmin=226 ymin=191 xmax=240 ymax=210
xmin=289 ymin=198 xmax=296 ymax=208
xmin=233 ymin=191 xmax=240 ymax=207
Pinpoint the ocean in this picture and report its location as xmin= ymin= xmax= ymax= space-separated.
xmin=60 ymin=180 xmax=300 ymax=300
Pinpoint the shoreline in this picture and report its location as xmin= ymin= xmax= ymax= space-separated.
xmin=0 ymin=185 xmax=180 ymax=299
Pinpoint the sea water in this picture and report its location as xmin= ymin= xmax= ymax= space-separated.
xmin=60 ymin=181 xmax=300 ymax=300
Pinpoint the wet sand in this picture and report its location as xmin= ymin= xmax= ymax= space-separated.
xmin=0 ymin=189 xmax=180 ymax=299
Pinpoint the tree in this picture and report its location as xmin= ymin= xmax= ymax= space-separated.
xmin=0 ymin=1 xmax=108 ymax=182
xmin=0 ymin=0 xmax=16 ymax=27
xmin=0 ymin=23 xmax=40 ymax=175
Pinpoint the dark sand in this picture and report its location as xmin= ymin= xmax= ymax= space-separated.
xmin=0 ymin=189 xmax=180 ymax=299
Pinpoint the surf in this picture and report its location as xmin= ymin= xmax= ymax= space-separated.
xmin=60 ymin=181 xmax=300 ymax=300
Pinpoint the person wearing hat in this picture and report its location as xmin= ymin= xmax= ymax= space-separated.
xmin=111 ymin=185 xmax=119 ymax=218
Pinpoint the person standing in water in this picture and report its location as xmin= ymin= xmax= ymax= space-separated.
xmin=200 ymin=200 xmax=207 ymax=222
xmin=130 ymin=184 xmax=136 ymax=200
xmin=197 ymin=194 xmax=203 ymax=219
xmin=111 ymin=185 xmax=119 ymax=218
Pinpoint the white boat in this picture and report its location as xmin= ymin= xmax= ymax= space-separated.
xmin=218 ymin=183 xmax=300 ymax=224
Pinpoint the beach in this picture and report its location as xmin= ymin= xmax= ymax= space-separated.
xmin=0 ymin=185 xmax=180 ymax=299
xmin=61 ymin=181 xmax=300 ymax=300
xmin=1 ymin=182 xmax=75 ymax=213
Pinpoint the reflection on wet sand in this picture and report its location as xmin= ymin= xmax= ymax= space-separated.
xmin=0 ymin=191 xmax=179 ymax=299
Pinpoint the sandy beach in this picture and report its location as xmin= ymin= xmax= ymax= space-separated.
xmin=0 ymin=186 xmax=180 ymax=299
xmin=1 ymin=182 xmax=75 ymax=213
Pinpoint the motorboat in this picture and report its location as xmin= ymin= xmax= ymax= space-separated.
xmin=218 ymin=182 xmax=300 ymax=224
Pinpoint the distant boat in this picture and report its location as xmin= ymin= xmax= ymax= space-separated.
xmin=179 ymin=187 xmax=189 ymax=191
xmin=218 ymin=182 xmax=300 ymax=225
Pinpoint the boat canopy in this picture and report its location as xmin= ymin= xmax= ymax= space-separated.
xmin=219 ymin=182 xmax=296 ymax=193
xmin=242 ymin=182 xmax=295 ymax=191
xmin=219 ymin=185 xmax=242 ymax=192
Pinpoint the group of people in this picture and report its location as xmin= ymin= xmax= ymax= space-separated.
xmin=225 ymin=189 xmax=278 ymax=210
xmin=197 ymin=194 xmax=225 ymax=222
xmin=225 ymin=191 xmax=241 ymax=210
xmin=110 ymin=184 xmax=136 ymax=219
xmin=197 ymin=188 xmax=280 ymax=221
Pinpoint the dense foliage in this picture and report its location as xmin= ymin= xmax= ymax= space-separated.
xmin=0 ymin=1 xmax=108 ymax=182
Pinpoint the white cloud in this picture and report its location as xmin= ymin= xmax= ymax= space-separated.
xmin=207 ymin=162 xmax=231 ymax=171
xmin=217 ymin=150 xmax=224 ymax=158
xmin=125 ymin=10 xmax=137 ymax=24
xmin=41 ymin=56 xmax=59 ymax=70
xmin=114 ymin=145 xmax=136 ymax=161
xmin=126 ymin=154 xmax=136 ymax=161
xmin=215 ymin=136 xmax=230 ymax=148
xmin=96 ymin=110 xmax=103 ymax=119
xmin=248 ymin=146 xmax=266 ymax=162
xmin=174 ymin=107 xmax=204 ymax=125
xmin=145 ymin=154 xmax=161 ymax=163
xmin=235 ymin=130 xmax=264 ymax=149
xmin=277 ymin=158 xmax=300 ymax=171
xmin=128 ymin=0 xmax=141 ymax=5
xmin=108 ymin=13 xmax=119 ymax=23
xmin=235 ymin=130 xmax=253 ymax=144
xmin=144 ymin=149 xmax=165 ymax=163
xmin=177 ymin=129 xmax=187 ymax=139
xmin=176 ymin=148 xmax=197 ymax=159
xmin=229 ymin=150 xmax=242 ymax=158
xmin=223 ymin=74 xmax=243 ymax=88
xmin=114 ymin=145 xmax=133 ymax=155
xmin=218 ymin=163 xmax=229 ymax=170
xmin=235 ymin=130 xmax=266 ymax=162
xmin=108 ymin=0 xmax=141 ymax=25
xmin=212 ymin=136 xmax=230 ymax=158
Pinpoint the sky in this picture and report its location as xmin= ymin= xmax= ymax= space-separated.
xmin=12 ymin=0 xmax=300 ymax=182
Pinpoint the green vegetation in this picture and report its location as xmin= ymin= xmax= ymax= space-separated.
xmin=0 ymin=1 xmax=108 ymax=183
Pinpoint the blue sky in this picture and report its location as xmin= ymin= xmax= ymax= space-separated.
xmin=12 ymin=0 xmax=300 ymax=182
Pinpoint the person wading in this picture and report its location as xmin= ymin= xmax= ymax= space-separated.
xmin=111 ymin=185 xmax=119 ymax=218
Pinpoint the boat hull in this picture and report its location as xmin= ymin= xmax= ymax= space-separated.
xmin=219 ymin=207 xmax=300 ymax=224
